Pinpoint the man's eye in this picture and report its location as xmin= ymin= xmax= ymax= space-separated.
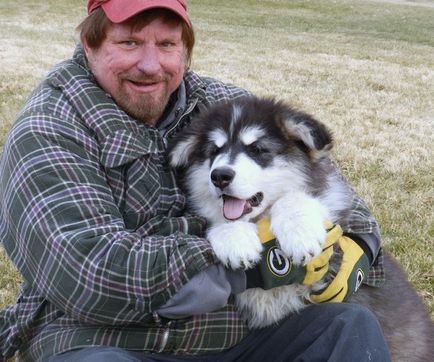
xmin=159 ymin=40 xmax=177 ymax=49
xmin=120 ymin=40 xmax=138 ymax=47
xmin=160 ymin=41 xmax=175 ymax=48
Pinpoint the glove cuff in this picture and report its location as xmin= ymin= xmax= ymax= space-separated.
xmin=346 ymin=233 xmax=374 ymax=264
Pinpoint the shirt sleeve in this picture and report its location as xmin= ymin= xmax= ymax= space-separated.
xmin=156 ymin=265 xmax=246 ymax=319
xmin=0 ymin=113 xmax=217 ymax=325
xmin=329 ymin=161 xmax=382 ymax=262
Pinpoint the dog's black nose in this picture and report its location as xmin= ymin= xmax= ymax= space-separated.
xmin=211 ymin=167 xmax=235 ymax=190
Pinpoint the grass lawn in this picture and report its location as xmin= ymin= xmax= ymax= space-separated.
xmin=0 ymin=0 xmax=433 ymax=348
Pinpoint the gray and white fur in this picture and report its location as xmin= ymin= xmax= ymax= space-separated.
xmin=169 ymin=96 xmax=434 ymax=361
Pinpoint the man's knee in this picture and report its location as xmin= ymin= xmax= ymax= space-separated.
xmin=334 ymin=303 xmax=381 ymax=329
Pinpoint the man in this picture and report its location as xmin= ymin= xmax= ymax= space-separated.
xmin=0 ymin=1 xmax=390 ymax=361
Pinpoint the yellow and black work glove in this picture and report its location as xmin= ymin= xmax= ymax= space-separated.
xmin=245 ymin=218 xmax=370 ymax=303
xmin=310 ymin=235 xmax=370 ymax=303
xmin=245 ymin=218 xmax=340 ymax=290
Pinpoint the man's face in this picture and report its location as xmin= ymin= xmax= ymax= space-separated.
xmin=85 ymin=16 xmax=187 ymax=125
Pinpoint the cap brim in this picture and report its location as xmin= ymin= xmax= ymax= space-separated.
xmin=101 ymin=0 xmax=191 ymax=26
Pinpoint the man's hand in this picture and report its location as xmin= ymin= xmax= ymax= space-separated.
xmin=245 ymin=218 xmax=341 ymax=290
xmin=310 ymin=235 xmax=370 ymax=303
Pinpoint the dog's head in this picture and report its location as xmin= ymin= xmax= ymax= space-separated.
xmin=168 ymin=96 xmax=333 ymax=224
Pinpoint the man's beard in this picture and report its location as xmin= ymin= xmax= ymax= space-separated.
xmin=113 ymin=77 xmax=172 ymax=125
xmin=115 ymin=91 xmax=170 ymax=125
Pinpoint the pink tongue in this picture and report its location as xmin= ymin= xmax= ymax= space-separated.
xmin=223 ymin=197 xmax=247 ymax=220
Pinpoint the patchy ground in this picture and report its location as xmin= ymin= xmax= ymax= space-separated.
xmin=369 ymin=0 xmax=434 ymax=7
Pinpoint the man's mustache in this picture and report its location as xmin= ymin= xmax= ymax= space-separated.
xmin=121 ymin=73 xmax=169 ymax=84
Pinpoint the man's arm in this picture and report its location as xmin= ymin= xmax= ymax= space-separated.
xmin=0 ymin=113 xmax=217 ymax=325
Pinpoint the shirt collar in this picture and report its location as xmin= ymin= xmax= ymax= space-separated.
xmin=157 ymin=81 xmax=187 ymax=136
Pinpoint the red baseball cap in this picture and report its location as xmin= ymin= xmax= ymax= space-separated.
xmin=87 ymin=0 xmax=191 ymax=27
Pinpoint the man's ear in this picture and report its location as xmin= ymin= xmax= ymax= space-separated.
xmin=168 ymin=134 xmax=198 ymax=168
xmin=283 ymin=111 xmax=333 ymax=160
xmin=82 ymin=40 xmax=90 ymax=58
xmin=81 ymin=40 xmax=97 ymax=64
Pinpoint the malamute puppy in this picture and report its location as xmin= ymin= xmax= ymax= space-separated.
xmin=168 ymin=96 xmax=433 ymax=361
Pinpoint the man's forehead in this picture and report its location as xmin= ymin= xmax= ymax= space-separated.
xmin=106 ymin=17 xmax=184 ymax=38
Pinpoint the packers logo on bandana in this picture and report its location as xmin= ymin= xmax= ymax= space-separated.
xmin=267 ymin=246 xmax=292 ymax=277
xmin=355 ymin=268 xmax=365 ymax=292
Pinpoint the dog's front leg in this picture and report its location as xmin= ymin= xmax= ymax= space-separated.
xmin=206 ymin=221 xmax=263 ymax=269
xmin=270 ymin=192 xmax=328 ymax=265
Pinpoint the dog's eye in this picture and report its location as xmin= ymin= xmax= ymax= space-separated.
xmin=247 ymin=143 xmax=266 ymax=155
xmin=208 ymin=144 xmax=221 ymax=157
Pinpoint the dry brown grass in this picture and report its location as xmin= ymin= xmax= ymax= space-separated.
xmin=0 ymin=1 xmax=433 ymax=351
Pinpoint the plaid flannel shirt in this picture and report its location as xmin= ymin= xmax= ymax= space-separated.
xmin=0 ymin=46 xmax=384 ymax=361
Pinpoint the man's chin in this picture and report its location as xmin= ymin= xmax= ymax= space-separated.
xmin=115 ymin=92 xmax=169 ymax=125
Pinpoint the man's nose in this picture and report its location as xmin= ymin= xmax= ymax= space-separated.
xmin=136 ymin=45 xmax=161 ymax=75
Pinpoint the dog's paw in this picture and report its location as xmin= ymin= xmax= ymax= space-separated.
xmin=273 ymin=217 xmax=326 ymax=265
xmin=206 ymin=221 xmax=263 ymax=269
xmin=270 ymin=194 xmax=327 ymax=265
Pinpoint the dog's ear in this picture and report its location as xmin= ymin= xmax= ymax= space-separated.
xmin=168 ymin=134 xmax=198 ymax=168
xmin=283 ymin=111 xmax=333 ymax=160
